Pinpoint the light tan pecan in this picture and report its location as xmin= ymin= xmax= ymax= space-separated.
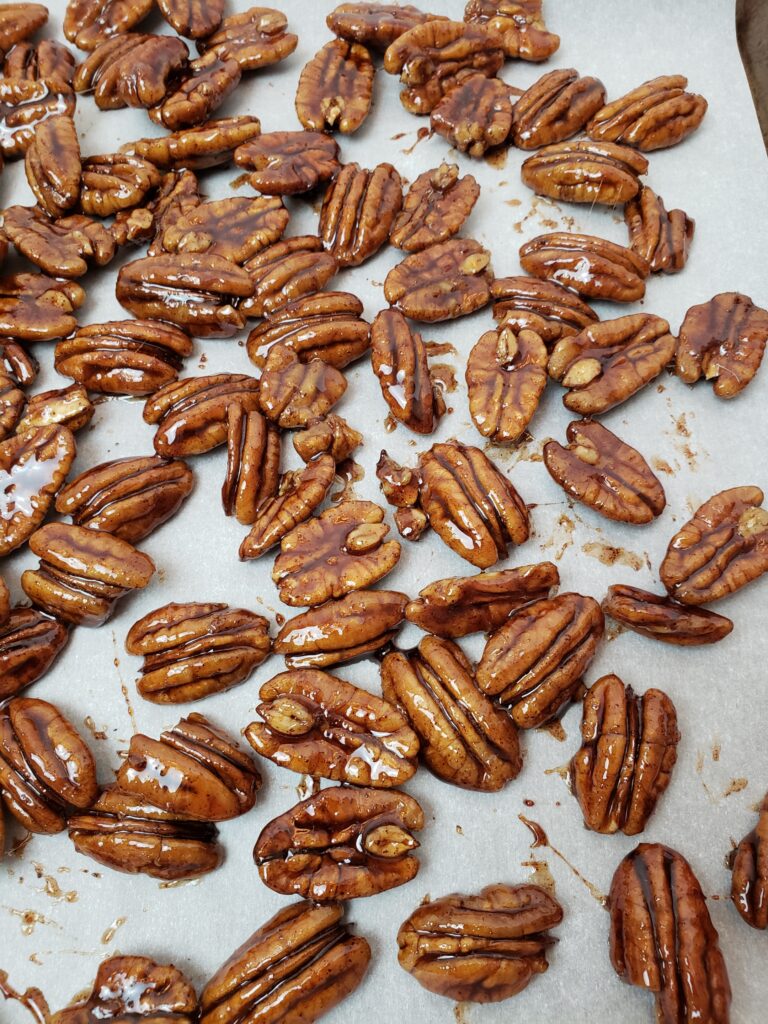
xmin=731 ymin=794 xmax=768 ymax=930
xmin=3 ymin=206 xmax=115 ymax=278
xmin=477 ymin=592 xmax=604 ymax=728
xmin=246 ymin=668 xmax=418 ymax=786
xmin=602 ymin=584 xmax=733 ymax=646
xmin=609 ymin=844 xmax=731 ymax=1024
xmin=491 ymin=276 xmax=598 ymax=346
xmin=625 ymin=186 xmax=694 ymax=274
xmin=512 ymin=68 xmax=605 ymax=149
xmin=145 ymin=373 xmax=261 ymax=457
xmin=466 ymin=325 xmax=547 ymax=443
xmin=293 ymin=414 xmax=362 ymax=464
xmin=0 ymin=3 xmax=48 ymax=51
xmin=0 ymin=376 xmax=25 ymax=439
xmin=242 ymin=236 xmax=338 ymax=318
xmin=383 ymin=19 xmax=504 ymax=115
xmin=547 ymin=313 xmax=675 ymax=414
xmin=371 ymin=308 xmax=445 ymax=434
xmin=463 ymin=0 xmax=559 ymax=61
xmin=3 ymin=40 xmax=76 ymax=88
xmin=376 ymin=449 xmax=420 ymax=508
xmin=296 ymin=39 xmax=374 ymax=134
xmin=327 ymin=3 xmax=446 ymax=51
xmin=272 ymin=500 xmax=401 ymax=607
xmin=521 ymin=140 xmax=648 ymax=204
xmin=0 ymin=339 xmax=38 ymax=387
xmin=0 ymin=607 xmax=69 ymax=702
xmin=247 ymin=291 xmax=369 ymax=369
xmin=80 ymin=152 xmax=161 ymax=217
xmin=382 ymin=634 xmax=521 ymax=791
xmin=588 ymin=75 xmax=708 ymax=151
xmin=234 ymin=130 xmax=339 ymax=195
xmin=122 ymin=115 xmax=262 ymax=170
xmin=151 ymin=195 xmax=289 ymax=264
xmin=112 ymin=168 xmax=201 ymax=247
xmin=660 ymin=486 xmax=768 ymax=605
xmin=149 ymin=52 xmax=241 ymax=131
xmin=222 ymin=405 xmax=280 ymax=525
xmin=0 ymin=273 xmax=84 ymax=341
xmin=15 ymin=383 xmax=93 ymax=435
xmin=520 ymin=232 xmax=649 ymax=303
xmin=197 ymin=7 xmax=298 ymax=70
xmin=0 ymin=78 xmax=75 ymax=159
xmin=63 ymin=0 xmax=154 ymax=51
xmin=385 ymin=238 xmax=493 ymax=322
xmin=258 ymin=344 xmax=347 ymax=429
xmin=543 ymin=419 xmax=665 ymax=524
xmin=254 ymin=785 xmax=423 ymax=900
xmin=390 ymin=163 xmax=480 ymax=250
xmin=157 ymin=0 xmax=223 ymax=38
xmin=320 ymin=162 xmax=403 ymax=268
xmin=430 ymin=74 xmax=516 ymax=158
xmin=73 ymin=33 xmax=189 ymax=110
xmin=25 ymin=114 xmax=80 ymax=218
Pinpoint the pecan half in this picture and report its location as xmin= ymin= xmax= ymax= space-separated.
xmin=390 ymin=163 xmax=480 ymax=251
xmin=242 ymin=236 xmax=338 ymax=318
xmin=0 ymin=608 xmax=69 ymax=702
xmin=371 ymin=308 xmax=445 ymax=433
xmin=0 ymin=377 xmax=25 ymax=440
xmin=296 ymin=39 xmax=373 ymax=134
xmin=0 ymin=339 xmax=38 ymax=387
xmin=609 ymin=843 xmax=731 ymax=1023
xmin=660 ymin=486 xmax=768 ymax=605
xmin=398 ymin=883 xmax=563 ymax=1002
xmin=63 ymin=0 xmax=154 ymax=51
xmin=80 ymin=152 xmax=161 ymax=217
xmin=247 ymin=291 xmax=370 ymax=369
xmin=153 ymin=195 xmax=289 ymax=264
xmin=123 ymin=116 xmax=261 ymax=170
xmin=294 ymin=414 xmax=362 ymax=464
xmin=521 ymin=140 xmax=648 ymax=204
xmin=222 ymin=405 xmax=280 ymax=524
xmin=246 ymin=668 xmax=418 ymax=787
xmin=520 ymin=232 xmax=649 ymax=303
xmin=327 ymin=4 xmax=446 ymax=51
xmin=463 ymin=0 xmax=559 ymax=61
xmin=235 ymin=130 xmax=339 ymax=195
xmin=385 ymin=238 xmax=493 ymax=322
xmin=588 ymin=75 xmax=708 ymax=151
xmin=731 ymin=795 xmax=768 ymax=930
xmin=15 ymin=383 xmax=93 ymax=435
xmin=197 ymin=7 xmax=298 ymax=70
xmin=0 ymin=3 xmax=48 ymax=51
xmin=320 ymin=162 xmax=403 ymax=268
xmin=0 ymin=273 xmax=84 ymax=341
xmin=73 ymin=33 xmax=189 ymax=110
xmin=0 ymin=78 xmax=75 ymax=159
xmin=466 ymin=326 xmax=547 ymax=443
xmin=149 ymin=53 xmax=241 ymax=131
xmin=157 ymin=0 xmax=223 ymax=38
xmin=258 ymin=344 xmax=347 ymax=429
xmin=603 ymin=584 xmax=733 ymax=646
xmin=3 ymin=206 xmax=115 ymax=278
xmin=625 ymin=186 xmax=694 ymax=274
xmin=430 ymin=74 xmax=516 ymax=158
xmin=3 ymin=40 xmax=76 ymax=88
xmin=25 ymin=114 xmax=80 ymax=218
xmin=491 ymin=276 xmax=598 ymax=346
xmin=512 ymin=68 xmax=605 ymax=149
xmin=254 ymin=785 xmax=424 ymax=900
xmin=477 ymin=592 xmax=604 ymax=728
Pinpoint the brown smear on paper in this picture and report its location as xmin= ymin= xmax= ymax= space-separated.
xmin=724 ymin=778 xmax=748 ymax=797
xmin=540 ymin=720 xmax=567 ymax=743
xmin=101 ymin=916 xmax=126 ymax=945
xmin=582 ymin=541 xmax=645 ymax=571
xmin=522 ymin=859 xmax=557 ymax=895
xmin=33 ymin=864 xmax=77 ymax=904
xmin=542 ymin=513 xmax=575 ymax=560
xmin=401 ymin=126 xmax=430 ymax=155
xmin=83 ymin=716 xmax=107 ymax=742
xmin=544 ymin=761 xmax=571 ymax=785
xmin=517 ymin=816 xmax=607 ymax=909
xmin=113 ymin=631 xmax=137 ymax=735
xmin=4 ymin=907 xmax=61 ymax=936
xmin=454 ymin=1002 xmax=471 ymax=1024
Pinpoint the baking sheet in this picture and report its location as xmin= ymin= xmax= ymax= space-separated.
xmin=2 ymin=1 xmax=768 ymax=1022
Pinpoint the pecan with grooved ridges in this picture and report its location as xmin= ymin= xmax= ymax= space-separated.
xmin=64 ymin=0 xmax=154 ymax=51
xmin=149 ymin=53 xmax=241 ymax=131
xmin=491 ymin=276 xmax=598 ymax=346
xmin=466 ymin=326 xmax=547 ymax=443
xmin=145 ymin=374 xmax=261 ymax=457
xmin=123 ymin=116 xmax=261 ymax=170
xmin=258 ymin=344 xmax=347 ymax=429
xmin=0 ymin=4 xmax=48 ymax=51
xmin=0 ymin=274 xmax=84 ymax=341
xmin=0 ymin=78 xmax=75 ymax=159
xmin=157 ymin=0 xmax=223 ymax=38
xmin=17 ymin=383 xmax=93 ymax=436
xmin=4 ymin=206 xmax=115 ymax=278
xmin=371 ymin=309 xmax=445 ymax=434
xmin=73 ymin=34 xmax=189 ymax=110
xmin=0 ymin=608 xmax=69 ymax=702
xmin=113 ymin=168 xmax=200 ymax=248
xmin=152 ymin=195 xmax=289 ymax=264
xmin=430 ymin=75 xmax=516 ymax=158
xmin=197 ymin=7 xmax=298 ymax=70
xmin=0 ymin=377 xmax=24 ymax=440
xmin=296 ymin=39 xmax=373 ymax=134
xmin=235 ymin=130 xmax=339 ymax=195
xmin=520 ymin=233 xmax=649 ymax=303
xmin=25 ymin=114 xmax=80 ymax=218
xmin=625 ymin=186 xmax=694 ymax=274
xmin=513 ymin=68 xmax=605 ymax=149
xmin=522 ymin=140 xmax=647 ymax=205
xmin=0 ymin=339 xmax=38 ymax=387
xmin=588 ymin=75 xmax=707 ymax=151
xmin=385 ymin=238 xmax=493 ymax=322
xmin=731 ymin=795 xmax=768 ymax=930
xmin=602 ymin=584 xmax=733 ymax=646
xmin=464 ymin=0 xmax=559 ymax=61
xmin=294 ymin=415 xmax=362 ymax=464
xmin=222 ymin=406 xmax=280 ymax=525
xmin=80 ymin=152 xmax=161 ymax=217
xmin=328 ymin=4 xmax=446 ymax=50
xmin=242 ymin=236 xmax=338 ymax=318
xmin=247 ymin=292 xmax=369 ymax=369
xmin=390 ymin=163 xmax=479 ymax=252
xmin=320 ymin=163 xmax=403 ymax=268
xmin=4 ymin=40 xmax=75 ymax=88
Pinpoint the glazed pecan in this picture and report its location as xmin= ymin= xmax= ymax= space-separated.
xmin=3 ymin=40 xmax=76 ymax=88
xmin=56 ymin=454 xmax=194 ymax=543
xmin=258 ymin=344 xmax=347 ymax=429
xmin=246 ymin=668 xmax=418 ymax=786
xmin=145 ymin=373 xmax=261 ymax=456
xmin=512 ymin=68 xmax=605 ymax=149
xmin=112 ymin=167 xmax=201 ymax=247
xmin=377 ymin=450 xmax=422 ymax=504
xmin=239 ymin=453 xmax=336 ymax=560
xmin=254 ymin=785 xmax=424 ymax=900
xmin=731 ymin=795 xmax=768 ymax=930
xmin=520 ymin=232 xmax=649 ymax=303
xmin=602 ymin=584 xmax=733 ymax=647
xmin=0 ymin=339 xmax=38 ymax=387
xmin=0 ymin=578 xmax=7 ymax=625
xmin=274 ymin=589 xmax=407 ymax=668
xmin=466 ymin=326 xmax=547 ymax=443
xmin=371 ymin=309 xmax=445 ymax=433
xmin=385 ymin=238 xmax=493 ymax=322
xmin=382 ymin=635 xmax=521 ymax=791
xmin=242 ymin=236 xmax=338 ymax=318
xmin=609 ymin=844 xmax=731 ymax=1023
xmin=543 ymin=420 xmax=665 ymax=524
xmin=394 ymin=507 xmax=429 ymax=542
xmin=588 ymin=75 xmax=708 ymax=151
xmin=660 ymin=486 xmax=768 ymax=605
xmin=293 ymin=414 xmax=362 ymax=464
xmin=235 ymin=130 xmax=339 ymax=195
xmin=327 ymin=4 xmax=446 ymax=51
xmin=0 ymin=697 xmax=98 ymax=834
xmin=25 ymin=114 xmax=80 ymax=218
xmin=491 ymin=276 xmax=598 ymax=346
xmin=126 ymin=602 xmax=270 ymax=704
xmin=463 ymin=0 xmax=559 ymax=61
xmin=521 ymin=140 xmax=648 ymax=204
xmin=398 ymin=883 xmax=562 ymax=1002
xmin=222 ymin=405 xmax=280 ymax=524
xmin=676 ymin=292 xmax=768 ymax=398
xmin=157 ymin=0 xmax=223 ymax=38
xmin=22 ymin=522 xmax=155 ymax=627
xmin=80 ymin=152 xmax=161 ymax=217
xmin=197 ymin=7 xmax=298 ymax=70
xmin=390 ymin=163 xmax=480 ymax=250
xmin=0 ymin=3 xmax=47 ymax=51
xmin=3 ymin=206 xmax=115 ymax=278
xmin=320 ymin=162 xmax=403 ymax=268
xmin=430 ymin=74 xmax=516 ymax=158
xmin=199 ymin=901 xmax=370 ymax=1024
xmin=0 ymin=273 xmax=84 ymax=341
xmin=152 ymin=195 xmax=289 ymax=264
xmin=547 ymin=314 xmax=674 ymax=414
xmin=63 ymin=0 xmax=154 ymax=51
xmin=15 ymin=383 xmax=93 ymax=435
xmin=477 ymin=592 xmax=604 ymax=728
xmin=149 ymin=53 xmax=241 ymax=131
xmin=272 ymin=500 xmax=401 ymax=607
xmin=0 ymin=608 xmax=69 ymax=703
xmin=0 ymin=78 xmax=75 ymax=159
xmin=0 ymin=376 xmax=25 ymax=439
xmin=247 ymin=291 xmax=370 ymax=369
xmin=123 ymin=116 xmax=262 ymax=170
xmin=73 ymin=33 xmax=189 ymax=110
xmin=296 ymin=39 xmax=374 ymax=134
xmin=625 ymin=186 xmax=694 ymax=274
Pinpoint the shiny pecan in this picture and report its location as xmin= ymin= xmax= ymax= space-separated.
xmin=0 ymin=273 xmax=84 ymax=341
xmin=543 ymin=419 xmax=665 ymax=524
xmin=73 ymin=33 xmax=189 ymax=110
xmin=320 ymin=162 xmax=403 ymax=268
xmin=602 ymin=584 xmax=734 ymax=646
xmin=660 ymin=486 xmax=768 ymax=605
xmin=0 ymin=78 xmax=75 ymax=159
xmin=197 ymin=7 xmax=298 ymax=70
xmin=0 ymin=608 xmax=69 ymax=702
xmin=376 ymin=449 xmax=420 ymax=508
xmin=588 ymin=75 xmax=708 ymax=151
xmin=56 ymin=454 xmax=194 ymax=543
xmin=242 ymin=236 xmax=338 ymax=318
xmin=625 ymin=185 xmax=694 ymax=274
xmin=3 ymin=206 xmax=115 ymax=278
xmin=222 ymin=405 xmax=280 ymax=524
xmin=477 ymin=592 xmax=604 ymax=728
xmin=15 ymin=382 xmax=93 ymax=435
xmin=0 ymin=339 xmax=38 ymax=386
xmin=0 ymin=3 xmax=48 ymax=51
xmin=327 ymin=3 xmax=446 ymax=51
xmin=247 ymin=291 xmax=370 ymax=369
xmin=258 ymin=343 xmax=347 ymax=428
xmin=731 ymin=795 xmax=768 ymax=930
xmin=0 ymin=376 xmax=25 ymax=439
xmin=571 ymin=674 xmax=678 ymax=835
xmin=609 ymin=843 xmax=731 ymax=1023
xmin=491 ymin=275 xmax=598 ymax=346
xmin=520 ymin=232 xmax=649 ymax=303
xmin=151 ymin=195 xmax=289 ymax=264
xmin=463 ymin=0 xmax=559 ymax=61
xmin=25 ymin=113 xmax=80 ymax=218
xmin=521 ymin=139 xmax=648 ymax=204
xmin=157 ymin=0 xmax=223 ymax=38
xmin=234 ymin=130 xmax=340 ymax=195
xmin=390 ymin=163 xmax=480 ymax=250
xmin=145 ymin=373 xmax=261 ymax=456
xmin=63 ymin=0 xmax=154 ymax=51
xmin=0 ymin=578 xmax=7 ymax=625
xmin=382 ymin=634 xmax=521 ymax=791
xmin=22 ymin=522 xmax=155 ymax=627
xmin=296 ymin=39 xmax=374 ymax=134
xmin=80 ymin=152 xmax=161 ymax=216
xmin=113 ymin=167 xmax=201 ymax=247
xmin=294 ymin=414 xmax=362 ymax=464
xmin=371 ymin=308 xmax=445 ymax=433
xmin=430 ymin=74 xmax=516 ymax=158
xmin=394 ymin=506 xmax=429 ymax=541
xmin=246 ymin=668 xmax=418 ymax=786
xmin=512 ymin=68 xmax=605 ymax=149
xmin=149 ymin=52 xmax=241 ymax=131
xmin=254 ymin=785 xmax=424 ymax=900
xmin=466 ymin=325 xmax=547 ymax=443
xmin=385 ymin=237 xmax=493 ymax=322
xmin=3 ymin=40 xmax=76 ymax=87
xmin=122 ymin=115 xmax=262 ymax=170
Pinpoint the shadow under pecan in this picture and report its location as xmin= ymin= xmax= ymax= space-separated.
xmin=588 ymin=75 xmax=708 ymax=151
xmin=609 ymin=843 xmax=731 ymax=1024
xmin=294 ymin=414 xmax=362 ymax=464
xmin=0 ymin=3 xmax=47 ymax=52
xmin=328 ymin=3 xmax=447 ymax=51
xmin=464 ymin=0 xmax=559 ymax=61
xmin=296 ymin=39 xmax=373 ymax=134
xmin=0 ymin=273 xmax=84 ymax=341
xmin=235 ymin=130 xmax=340 ymax=195
xmin=149 ymin=52 xmax=241 ymax=131
xmin=222 ymin=405 xmax=280 ymax=525
xmin=625 ymin=185 xmax=694 ymax=274
xmin=602 ymin=584 xmax=733 ymax=646
xmin=242 ymin=236 xmax=338 ymax=318
xmin=73 ymin=33 xmax=190 ymax=110
xmin=398 ymin=883 xmax=563 ymax=1002
xmin=521 ymin=139 xmax=648 ymax=205
xmin=16 ymin=383 xmax=93 ymax=436
xmin=25 ymin=114 xmax=81 ymax=218
xmin=320 ymin=162 xmax=403 ymax=268
xmin=491 ymin=275 xmax=598 ymax=346
xmin=430 ymin=74 xmax=516 ymax=158
xmin=197 ymin=7 xmax=298 ymax=70
xmin=513 ymin=68 xmax=605 ymax=149
xmin=4 ymin=39 xmax=75 ymax=88
xmin=0 ymin=608 xmax=69 ymax=703
xmin=0 ymin=78 xmax=76 ymax=160
xmin=254 ymin=785 xmax=424 ymax=900
xmin=390 ymin=163 xmax=480 ymax=252
xmin=157 ymin=0 xmax=223 ymax=38
xmin=64 ymin=0 xmax=154 ymax=51
xmin=371 ymin=309 xmax=446 ymax=434
xmin=477 ymin=592 xmax=604 ymax=728
xmin=731 ymin=794 xmax=768 ymax=930
xmin=660 ymin=486 xmax=768 ymax=605
xmin=153 ymin=195 xmax=289 ymax=264
xmin=3 ymin=206 xmax=115 ymax=278
xmin=466 ymin=326 xmax=548 ymax=443
xmin=385 ymin=238 xmax=493 ymax=322
xmin=258 ymin=344 xmax=347 ymax=429
xmin=246 ymin=668 xmax=418 ymax=787
xmin=145 ymin=373 xmax=261 ymax=456
xmin=520 ymin=232 xmax=649 ymax=303
xmin=80 ymin=152 xmax=161 ymax=217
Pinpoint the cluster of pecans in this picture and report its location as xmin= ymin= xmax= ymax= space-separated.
xmin=0 ymin=1 xmax=766 ymax=1022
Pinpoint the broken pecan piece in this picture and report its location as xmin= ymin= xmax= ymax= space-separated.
xmin=385 ymin=238 xmax=493 ymax=322
xmin=588 ymin=75 xmax=708 ymax=151
xmin=466 ymin=325 xmax=547 ymax=443
xmin=112 ymin=167 xmax=200 ymax=247
xmin=512 ymin=68 xmax=605 ymax=149
xmin=395 ymin=507 xmax=429 ymax=541
xmin=80 ymin=152 xmax=161 ymax=217
xmin=376 ymin=449 xmax=420 ymax=508
xmin=371 ymin=309 xmax=445 ymax=433
xmin=0 ymin=78 xmax=75 ymax=159
xmin=602 ymin=584 xmax=733 ymax=646
xmin=157 ymin=0 xmax=223 ymax=38
xmin=235 ymin=130 xmax=339 ymax=195
xmin=320 ymin=162 xmax=403 ymax=268
xmin=294 ymin=415 xmax=362 ymax=464
xmin=296 ymin=39 xmax=374 ymax=134
xmin=430 ymin=74 xmax=516 ymax=158
xmin=0 ymin=273 xmax=84 ymax=341
xmin=149 ymin=52 xmax=241 ymax=131
xmin=123 ymin=116 xmax=262 ymax=170
xmin=16 ymin=383 xmax=93 ymax=435
xmin=731 ymin=795 xmax=768 ymax=930
xmin=491 ymin=276 xmax=598 ymax=346
xmin=152 ymin=195 xmax=289 ymax=264
xmin=520 ymin=232 xmax=649 ymax=303
xmin=0 ymin=376 xmax=25 ymax=440
xmin=625 ymin=186 xmax=694 ymax=274
xmin=0 ymin=608 xmax=69 ymax=703
xmin=258 ymin=344 xmax=347 ymax=429
xmin=247 ymin=291 xmax=369 ymax=369
xmin=242 ymin=236 xmax=338 ymax=318
xmin=3 ymin=40 xmax=76 ymax=88
xmin=63 ymin=0 xmax=154 ymax=51
xmin=390 ymin=163 xmax=480 ymax=251
xmin=0 ymin=339 xmax=38 ymax=387
xmin=197 ymin=7 xmax=298 ymax=70
xmin=73 ymin=33 xmax=189 ymax=110
xmin=521 ymin=140 xmax=648 ymax=204
xmin=0 ymin=3 xmax=47 ymax=51
xmin=25 ymin=113 xmax=80 ymax=218
xmin=3 ymin=206 xmax=115 ymax=278
xmin=463 ymin=0 xmax=559 ymax=61
xmin=222 ymin=405 xmax=280 ymax=525
xmin=327 ymin=4 xmax=446 ymax=50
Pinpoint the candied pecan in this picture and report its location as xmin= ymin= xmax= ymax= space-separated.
xmin=0 ymin=273 xmax=84 ymax=340
xmin=0 ymin=579 xmax=7 ymax=626
xmin=602 ymin=584 xmax=733 ymax=646
xmin=199 ymin=901 xmax=370 ymax=1024
xmin=548 ymin=314 xmax=674 ymax=414
xmin=242 ymin=236 xmax=338 ymax=318
xmin=258 ymin=344 xmax=347 ymax=429
xmin=463 ymin=0 xmax=559 ymax=61
xmin=197 ymin=7 xmax=298 ymax=70
xmin=0 ymin=340 xmax=38 ymax=387
xmin=588 ymin=75 xmax=708 ymax=151
xmin=3 ymin=40 xmax=76 ymax=88
xmin=254 ymin=785 xmax=423 ymax=900
xmin=430 ymin=73 xmax=515 ymax=158
xmin=390 ymin=163 xmax=480 ymax=251
xmin=376 ymin=449 xmax=420 ymax=508
xmin=296 ymin=39 xmax=373 ymax=135
xmin=477 ymin=592 xmax=604 ymax=728
xmin=80 ymin=152 xmax=160 ymax=217
xmin=520 ymin=232 xmax=649 ymax=303
xmin=222 ymin=405 xmax=280 ymax=524
xmin=63 ymin=0 xmax=154 ymax=51
xmin=512 ymin=68 xmax=605 ymax=149
xmin=395 ymin=506 xmax=429 ymax=541
xmin=327 ymin=4 xmax=446 ymax=51
xmin=145 ymin=373 xmax=261 ymax=456
xmin=0 ymin=697 xmax=98 ymax=834
xmin=0 ymin=609 xmax=68 ymax=703
xmin=3 ymin=206 xmax=115 ymax=278
xmin=274 ymin=589 xmax=407 ymax=667
xmin=371 ymin=308 xmax=445 ymax=434
xmin=122 ymin=115 xmax=262 ymax=170
xmin=386 ymin=238 xmax=493 ymax=322
xmin=0 ymin=78 xmax=75 ymax=159
xmin=544 ymin=420 xmax=665 ymax=524
xmin=466 ymin=326 xmax=547 ymax=443
xmin=73 ymin=33 xmax=189 ymax=110
xmin=0 ymin=3 xmax=47 ymax=51
xmin=521 ymin=140 xmax=648 ymax=204
xmin=398 ymin=883 xmax=562 ymax=1002
xmin=56 ymin=454 xmax=194 ymax=543
xmin=610 ymin=843 xmax=731 ymax=1023
xmin=660 ymin=486 xmax=768 ymax=605
xmin=22 ymin=522 xmax=155 ymax=627
xmin=117 ymin=254 xmax=253 ymax=338
xmin=157 ymin=0 xmax=223 ymax=38
xmin=15 ymin=383 xmax=93 ymax=434
xmin=731 ymin=795 xmax=768 ymax=930
xmin=246 ymin=668 xmax=418 ymax=786
xmin=247 ymin=291 xmax=370 ymax=369
xmin=0 ymin=376 xmax=24 ymax=439
xmin=382 ymin=634 xmax=521 ymax=791
xmin=384 ymin=18 xmax=504 ymax=115
xmin=272 ymin=500 xmax=401 ymax=606
xmin=320 ymin=162 xmax=403 ymax=268
xmin=235 ymin=130 xmax=339 ymax=195
xmin=625 ymin=186 xmax=694 ymax=274
xmin=149 ymin=52 xmax=241 ymax=131
xmin=491 ymin=276 xmax=598 ymax=346
xmin=153 ymin=195 xmax=289 ymax=264
xmin=25 ymin=114 xmax=80 ymax=218
xmin=111 ymin=168 xmax=200 ymax=247
xmin=294 ymin=414 xmax=362 ymax=463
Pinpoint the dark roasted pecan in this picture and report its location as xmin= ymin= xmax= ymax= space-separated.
xmin=246 ymin=668 xmax=418 ymax=786
xmin=145 ymin=373 xmax=261 ymax=456
xmin=491 ymin=275 xmax=598 ymax=346
xmin=242 ymin=236 xmax=338 ymax=318
xmin=73 ymin=33 xmax=189 ymax=110
xmin=0 ymin=273 xmax=84 ymax=340
xmin=0 ymin=697 xmax=97 ymax=834
xmin=80 ymin=152 xmax=161 ymax=217
xmin=157 ymin=0 xmax=223 ymax=38
xmin=222 ymin=405 xmax=280 ymax=524
xmin=602 ymin=584 xmax=734 ymax=646
xmin=0 ymin=4 xmax=47 ymax=51
xmin=731 ymin=795 xmax=768 ymax=930
xmin=385 ymin=238 xmax=493 ymax=322
xmin=247 ymin=291 xmax=370 ymax=369
xmin=294 ymin=414 xmax=362 ymax=464
xmin=328 ymin=3 xmax=446 ymax=51
xmin=122 ymin=115 xmax=262 ymax=170
xmin=254 ymin=785 xmax=424 ymax=900
xmin=660 ymin=486 xmax=768 ymax=605
xmin=382 ymin=635 xmax=521 ymax=791
xmin=199 ymin=901 xmax=370 ymax=1024
xmin=430 ymin=74 xmax=515 ymax=158
xmin=15 ymin=383 xmax=93 ymax=435
xmin=371 ymin=308 xmax=445 ymax=433
xmin=588 ymin=75 xmax=708 ymax=151
xmin=512 ymin=68 xmax=605 ymax=149
xmin=150 ymin=52 xmax=241 ymax=131
xmin=610 ymin=843 xmax=731 ymax=1023
xmin=112 ymin=167 xmax=201 ymax=247
xmin=3 ymin=206 xmax=115 ymax=278
xmin=126 ymin=602 xmax=270 ymax=703
xmin=543 ymin=419 xmax=665 ymax=524
xmin=464 ymin=0 xmax=559 ymax=61
xmin=296 ymin=39 xmax=373 ymax=134
xmin=197 ymin=7 xmax=298 ymax=70
xmin=572 ymin=675 xmax=678 ymax=835
xmin=466 ymin=325 xmax=547 ymax=443
xmin=151 ymin=195 xmax=289 ymax=264
xmin=390 ymin=163 xmax=480 ymax=251
xmin=3 ymin=40 xmax=76 ymax=88
xmin=64 ymin=0 xmax=153 ymax=51
xmin=25 ymin=114 xmax=80 ymax=218
xmin=625 ymin=185 xmax=694 ymax=274
xmin=477 ymin=592 xmax=604 ymax=728
xmin=0 ymin=339 xmax=38 ymax=387
xmin=258 ymin=344 xmax=347 ymax=429
xmin=521 ymin=140 xmax=648 ymax=204
xmin=235 ymin=130 xmax=339 ymax=195
xmin=320 ymin=162 xmax=403 ymax=268
xmin=0 ymin=608 xmax=69 ymax=702
xmin=0 ymin=78 xmax=75 ymax=159
xmin=520 ymin=232 xmax=649 ymax=303
xmin=0 ymin=376 xmax=25 ymax=440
